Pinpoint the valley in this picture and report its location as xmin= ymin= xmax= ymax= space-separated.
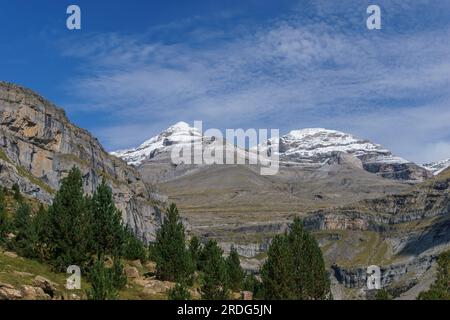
xmin=1 ymin=82 xmax=449 ymax=300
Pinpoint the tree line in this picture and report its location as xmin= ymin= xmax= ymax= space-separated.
xmin=1 ymin=166 xmax=333 ymax=300
xmin=0 ymin=167 xmax=146 ymax=299
xmin=151 ymin=203 xmax=331 ymax=300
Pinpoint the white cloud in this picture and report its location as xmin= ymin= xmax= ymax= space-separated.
xmin=61 ymin=8 xmax=450 ymax=163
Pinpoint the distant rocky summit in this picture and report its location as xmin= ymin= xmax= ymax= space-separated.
xmin=262 ymin=128 xmax=432 ymax=182
xmin=423 ymin=158 xmax=450 ymax=176
xmin=0 ymin=82 xmax=162 ymax=242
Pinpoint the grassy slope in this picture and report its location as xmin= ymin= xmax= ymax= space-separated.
xmin=0 ymin=249 xmax=168 ymax=300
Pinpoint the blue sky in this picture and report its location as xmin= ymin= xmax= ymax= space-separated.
xmin=1 ymin=0 xmax=449 ymax=163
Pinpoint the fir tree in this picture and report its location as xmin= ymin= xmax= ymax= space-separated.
xmin=189 ymin=236 xmax=202 ymax=270
xmin=226 ymin=246 xmax=244 ymax=291
xmin=86 ymin=258 xmax=118 ymax=300
xmin=33 ymin=204 xmax=51 ymax=262
xmin=261 ymin=218 xmax=331 ymax=300
xmin=12 ymin=201 xmax=37 ymax=258
xmin=122 ymin=227 xmax=147 ymax=261
xmin=288 ymin=218 xmax=330 ymax=299
xmin=153 ymin=203 xmax=193 ymax=283
xmin=261 ymin=234 xmax=296 ymax=299
xmin=111 ymin=255 xmax=127 ymax=290
xmin=90 ymin=180 xmax=124 ymax=258
xmin=47 ymin=167 xmax=91 ymax=271
xmin=200 ymin=240 xmax=229 ymax=300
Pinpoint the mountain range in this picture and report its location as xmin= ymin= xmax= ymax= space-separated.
xmin=1 ymin=82 xmax=449 ymax=299
xmin=113 ymin=121 xmax=439 ymax=182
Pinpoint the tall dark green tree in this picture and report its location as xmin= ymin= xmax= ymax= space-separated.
xmin=12 ymin=201 xmax=38 ymax=258
xmin=153 ymin=203 xmax=193 ymax=283
xmin=90 ymin=180 xmax=124 ymax=258
xmin=226 ymin=246 xmax=244 ymax=291
xmin=47 ymin=167 xmax=91 ymax=271
xmin=122 ymin=227 xmax=147 ymax=261
xmin=261 ymin=234 xmax=296 ymax=299
xmin=261 ymin=218 xmax=331 ymax=300
xmin=33 ymin=204 xmax=51 ymax=262
xmin=200 ymin=240 xmax=229 ymax=300
xmin=288 ymin=219 xmax=330 ymax=299
xmin=86 ymin=258 xmax=118 ymax=300
xmin=111 ymin=255 xmax=127 ymax=290
xmin=189 ymin=236 xmax=202 ymax=270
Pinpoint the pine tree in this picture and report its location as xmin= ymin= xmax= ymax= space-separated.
xmin=153 ymin=203 xmax=193 ymax=283
xmin=226 ymin=246 xmax=244 ymax=291
xmin=189 ymin=236 xmax=202 ymax=270
xmin=47 ymin=167 xmax=91 ymax=271
xmin=261 ymin=234 xmax=296 ymax=299
xmin=168 ymin=282 xmax=192 ymax=300
xmin=261 ymin=218 xmax=331 ymax=300
xmin=122 ymin=227 xmax=147 ymax=261
xmin=86 ymin=258 xmax=118 ymax=300
xmin=12 ymin=201 xmax=37 ymax=258
xmin=200 ymin=240 xmax=229 ymax=300
xmin=90 ymin=180 xmax=124 ymax=258
xmin=33 ymin=204 xmax=51 ymax=262
xmin=287 ymin=218 xmax=330 ymax=299
xmin=0 ymin=187 xmax=10 ymax=245
xmin=111 ymin=255 xmax=127 ymax=290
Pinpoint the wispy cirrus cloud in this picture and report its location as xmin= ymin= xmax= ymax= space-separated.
xmin=60 ymin=1 xmax=450 ymax=164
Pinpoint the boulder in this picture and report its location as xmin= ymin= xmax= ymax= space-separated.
xmin=33 ymin=276 xmax=58 ymax=297
xmin=142 ymin=280 xmax=175 ymax=295
xmin=131 ymin=259 xmax=143 ymax=269
xmin=241 ymin=291 xmax=253 ymax=300
xmin=144 ymin=261 xmax=157 ymax=274
xmin=0 ymin=282 xmax=23 ymax=300
xmin=20 ymin=285 xmax=50 ymax=300
xmin=124 ymin=266 xmax=139 ymax=279
xmin=3 ymin=251 xmax=18 ymax=258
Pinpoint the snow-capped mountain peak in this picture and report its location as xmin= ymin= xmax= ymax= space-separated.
xmin=264 ymin=128 xmax=409 ymax=165
xmin=111 ymin=121 xmax=201 ymax=166
xmin=112 ymin=124 xmax=430 ymax=182
xmin=422 ymin=158 xmax=450 ymax=176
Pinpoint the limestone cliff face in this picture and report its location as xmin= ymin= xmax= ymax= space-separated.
xmin=0 ymin=82 xmax=161 ymax=242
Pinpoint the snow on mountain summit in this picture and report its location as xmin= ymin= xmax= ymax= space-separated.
xmin=422 ymin=158 xmax=450 ymax=175
xmin=112 ymin=124 xmax=430 ymax=181
xmin=111 ymin=122 xmax=202 ymax=166
xmin=264 ymin=128 xmax=410 ymax=165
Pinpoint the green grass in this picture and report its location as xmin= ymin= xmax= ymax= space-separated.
xmin=0 ymin=249 xmax=86 ymax=298
xmin=0 ymin=248 xmax=174 ymax=300
xmin=0 ymin=148 xmax=13 ymax=164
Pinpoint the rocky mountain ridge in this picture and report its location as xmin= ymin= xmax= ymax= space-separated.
xmin=114 ymin=122 xmax=432 ymax=183
xmin=423 ymin=158 xmax=450 ymax=176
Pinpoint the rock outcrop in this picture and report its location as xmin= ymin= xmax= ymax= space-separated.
xmin=0 ymin=82 xmax=162 ymax=242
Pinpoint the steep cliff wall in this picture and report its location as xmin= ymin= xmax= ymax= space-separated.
xmin=0 ymin=82 xmax=161 ymax=242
